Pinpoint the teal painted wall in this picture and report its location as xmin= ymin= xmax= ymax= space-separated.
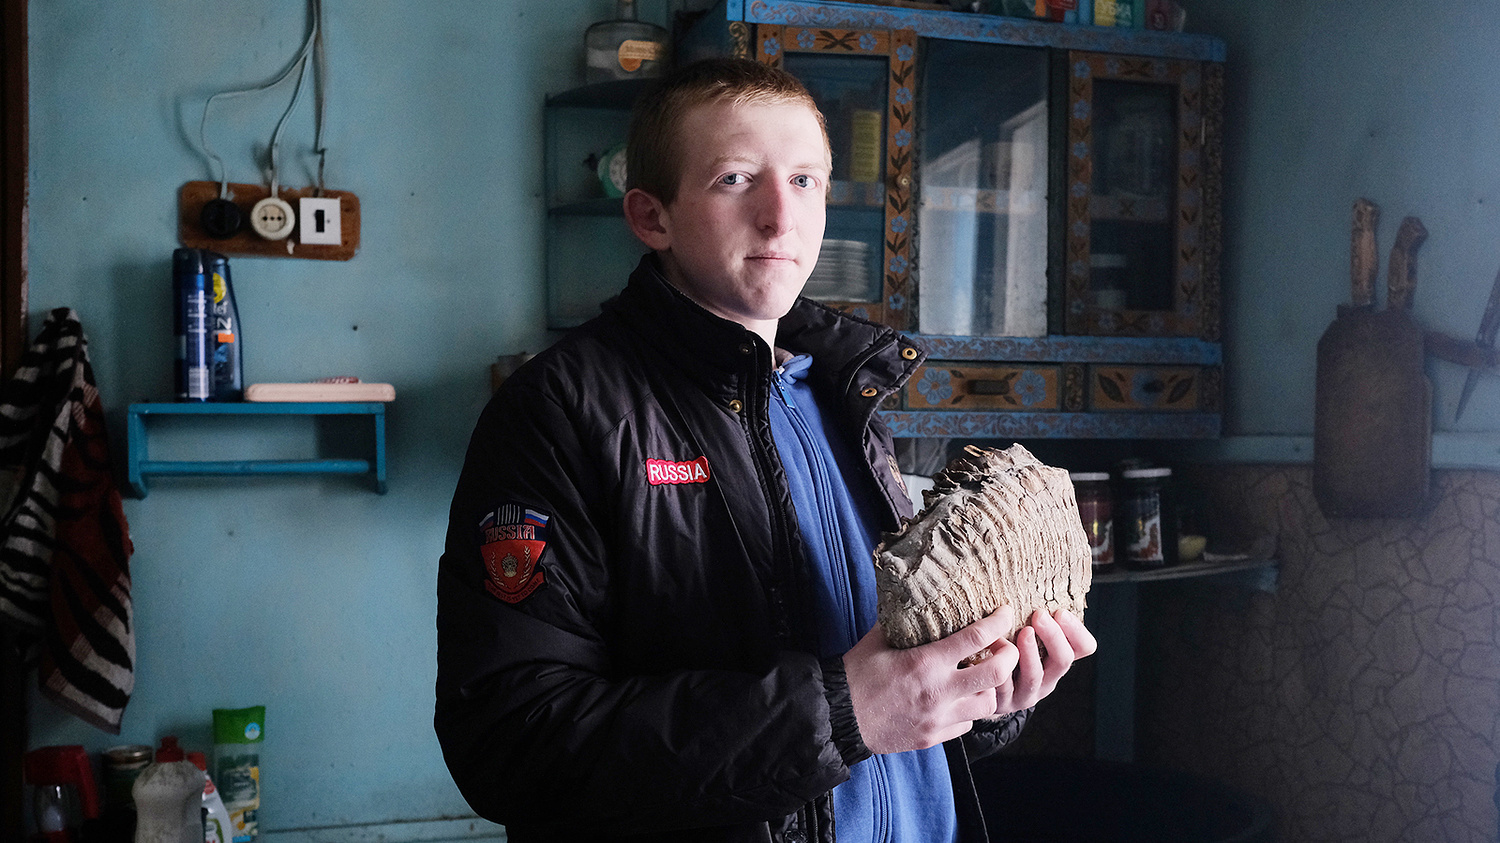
xmin=24 ymin=0 xmax=664 ymax=836
xmin=1193 ymin=0 xmax=1500 ymax=438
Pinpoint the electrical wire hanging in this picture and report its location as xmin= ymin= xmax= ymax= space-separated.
xmin=197 ymin=0 xmax=327 ymax=200
xmin=312 ymin=2 xmax=329 ymax=195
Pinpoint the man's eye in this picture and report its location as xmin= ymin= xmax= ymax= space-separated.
xmin=719 ymin=173 xmax=746 ymax=186
xmin=792 ymin=175 xmax=816 ymax=188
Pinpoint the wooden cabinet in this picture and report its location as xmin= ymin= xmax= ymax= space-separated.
xmin=548 ymin=1 xmax=1226 ymax=438
xmin=1059 ymin=51 xmax=1222 ymax=340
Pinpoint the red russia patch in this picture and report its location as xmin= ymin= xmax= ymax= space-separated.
xmin=478 ymin=504 xmax=550 ymax=604
xmin=646 ymin=456 xmax=711 ymax=486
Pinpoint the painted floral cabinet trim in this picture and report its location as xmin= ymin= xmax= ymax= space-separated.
xmin=1063 ymin=51 xmax=1223 ymax=340
xmin=906 ymin=363 xmax=1065 ymax=412
xmin=905 ymin=362 xmax=1220 ymax=413
xmin=1091 ymin=365 xmax=1212 ymax=412
xmin=756 ymin=24 xmax=917 ymax=330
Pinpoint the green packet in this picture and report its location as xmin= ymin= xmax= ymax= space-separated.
xmin=213 ymin=706 xmax=265 ymax=843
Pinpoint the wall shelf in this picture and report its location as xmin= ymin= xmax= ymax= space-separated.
xmin=125 ymin=402 xmax=388 ymax=497
xmin=1087 ymin=556 xmax=1278 ymax=762
xmin=1093 ymin=556 xmax=1278 ymax=591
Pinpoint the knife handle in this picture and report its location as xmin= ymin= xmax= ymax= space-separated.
xmin=1387 ymin=216 xmax=1427 ymax=311
xmin=1351 ymin=198 xmax=1379 ymax=308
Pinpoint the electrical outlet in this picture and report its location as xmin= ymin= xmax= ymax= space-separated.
xmin=298 ymin=197 xmax=343 ymax=245
xmin=179 ymin=181 xmax=361 ymax=260
xmin=250 ymin=197 xmax=296 ymax=240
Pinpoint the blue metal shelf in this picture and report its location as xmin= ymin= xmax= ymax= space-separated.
xmin=126 ymin=402 xmax=388 ymax=497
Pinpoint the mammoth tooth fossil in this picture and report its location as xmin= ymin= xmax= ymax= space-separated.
xmin=874 ymin=444 xmax=1092 ymax=662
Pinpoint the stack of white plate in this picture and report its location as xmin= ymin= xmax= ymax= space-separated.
xmin=806 ymin=239 xmax=873 ymax=301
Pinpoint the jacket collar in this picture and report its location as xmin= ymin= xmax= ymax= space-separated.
xmin=603 ymin=253 xmax=926 ymax=400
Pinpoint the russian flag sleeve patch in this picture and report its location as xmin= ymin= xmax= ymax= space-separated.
xmin=478 ymin=503 xmax=549 ymax=603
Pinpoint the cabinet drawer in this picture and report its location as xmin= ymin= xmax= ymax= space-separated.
xmin=1089 ymin=365 xmax=1218 ymax=412
xmin=904 ymin=363 xmax=1068 ymax=411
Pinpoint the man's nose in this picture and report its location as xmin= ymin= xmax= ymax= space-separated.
xmin=756 ymin=182 xmax=796 ymax=235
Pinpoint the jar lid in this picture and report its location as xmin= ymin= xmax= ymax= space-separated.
xmin=1122 ymin=466 xmax=1172 ymax=479
xmin=1069 ymin=472 xmax=1110 ymax=482
xmin=103 ymin=745 xmax=153 ymax=763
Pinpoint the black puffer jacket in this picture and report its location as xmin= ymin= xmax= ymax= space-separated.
xmin=436 ymin=255 xmax=1026 ymax=842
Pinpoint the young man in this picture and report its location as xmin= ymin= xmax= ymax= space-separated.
xmin=436 ymin=58 xmax=1094 ymax=842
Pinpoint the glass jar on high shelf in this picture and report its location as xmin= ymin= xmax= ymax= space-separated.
xmin=586 ymin=0 xmax=670 ymax=84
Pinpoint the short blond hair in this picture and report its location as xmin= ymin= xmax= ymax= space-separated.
xmin=626 ymin=58 xmax=830 ymax=206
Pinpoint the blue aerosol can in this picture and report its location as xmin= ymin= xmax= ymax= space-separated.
xmin=173 ymin=248 xmax=211 ymax=402
xmin=206 ymin=251 xmax=244 ymax=401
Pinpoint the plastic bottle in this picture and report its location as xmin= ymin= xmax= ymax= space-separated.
xmin=205 ymin=251 xmax=244 ymax=401
xmin=172 ymin=248 xmax=211 ymax=402
xmin=22 ymin=745 xmax=100 ymax=843
xmin=132 ymin=737 xmax=204 ymax=843
xmin=187 ymin=752 xmax=233 ymax=843
xmin=212 ymin=706 xmax=264 ymax=843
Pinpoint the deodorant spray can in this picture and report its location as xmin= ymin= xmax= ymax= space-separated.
xmin=206 ymin=251 xmax=244 ymax=401
xmin=173 ymin=248 xmax=211 ymax=402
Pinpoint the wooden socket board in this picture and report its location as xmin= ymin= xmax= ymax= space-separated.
xmin=179 ymin=180 xmax=360 ymax=260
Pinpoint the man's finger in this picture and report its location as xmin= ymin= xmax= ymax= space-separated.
xmin=937 ymin=605 xmax=1014 ymax=665
xmin=969 ymin=635 xmax=1019 ymax=688
xmin=1012 ymin=626 xmax=1044 ymax=699
xmin=1053 ymin=609 xmax=1098 ymax=658
xmin=1029 ymin=609 xmax=1070 ymax=662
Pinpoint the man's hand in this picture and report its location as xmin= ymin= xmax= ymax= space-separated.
xmin=843 ymin=607 xmax=1021 ymax=755
xmin=843 ymin=606 xmax=1098 ymax=755
xmin=989 ymin=608 xmax=1097 ymax=718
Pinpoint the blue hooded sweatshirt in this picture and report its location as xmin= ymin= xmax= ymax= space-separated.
xmin=768 ymin=353 xmax=959 ymax=843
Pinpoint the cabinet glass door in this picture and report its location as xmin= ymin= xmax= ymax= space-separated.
xmin=1064 ymin=52 xmax=1209 ymax=337
xmin=757 ymin=25 xmax=916 ymax=330
xmin=915 ymin=39 xmax=1049 ymax=337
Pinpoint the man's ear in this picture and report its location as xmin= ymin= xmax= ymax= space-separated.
xmin=624 ymin=188 xmax=672 ymax=251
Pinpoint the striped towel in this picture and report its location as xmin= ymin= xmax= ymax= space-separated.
xmin=0 ymin=308 xmax=134 ymax=733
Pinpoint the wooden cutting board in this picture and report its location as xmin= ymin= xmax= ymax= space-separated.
xmin=1313 ymin=203 xmax=1431 ymax=517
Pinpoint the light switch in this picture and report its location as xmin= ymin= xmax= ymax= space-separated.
xmin=298 ymin=197 xmax=343 ymax=245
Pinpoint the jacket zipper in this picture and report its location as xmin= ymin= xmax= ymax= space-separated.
xmin=745 ymin=364 xmax=799 ymax=644
xmin=799 ymin=801 xmax=821 ymax=842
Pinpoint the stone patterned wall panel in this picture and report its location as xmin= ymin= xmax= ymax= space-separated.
xmin=1135 ymin=466 xmax=1500 ymax=843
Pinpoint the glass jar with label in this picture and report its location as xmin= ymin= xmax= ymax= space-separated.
xmin=1118 ymin=466 xmax=1176 ymax=569
xmin=1069 ymin=471 xmax=1114 ymax=571
xmin=585 ymin=0 xmax=669 ymax=84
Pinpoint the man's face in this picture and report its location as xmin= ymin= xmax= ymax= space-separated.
xmin=651 ymin=99 xmax=831 ymax=335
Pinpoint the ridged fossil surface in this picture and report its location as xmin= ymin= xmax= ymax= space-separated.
xmin=875 ymin=444 xmax=1092 ymax=660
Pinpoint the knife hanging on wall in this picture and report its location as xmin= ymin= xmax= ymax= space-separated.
xmin=1452 ymin=263 xmax=1500 ymax=421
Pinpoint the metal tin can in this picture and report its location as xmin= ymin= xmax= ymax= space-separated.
xmin=103 ymin=744 xmax=151 ymax=805
xmin=1119 ymin=466 xmax=1175 ymax=568
xmin=1070 ymin=471 xmax=1114 ymax=570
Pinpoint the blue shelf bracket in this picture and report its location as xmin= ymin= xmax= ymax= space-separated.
xmin=126 ymin=402 xmax=390 ymax=498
